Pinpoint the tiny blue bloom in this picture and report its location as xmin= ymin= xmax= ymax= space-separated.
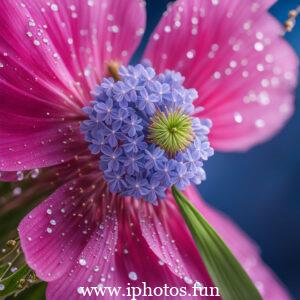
xmin=81 ymin=64 xmax=213 ymax=203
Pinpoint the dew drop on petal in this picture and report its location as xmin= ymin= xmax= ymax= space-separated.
xmin=46 ymin=227 xmax=52 ymax=234
xmin=186 ymin=50 xmax=195 ymax=59
xmin=255 ymin=119 xmax=265 ymax=128
xmin=234 ymin=112 xmax=243 ymax=124
xmin=128 ymin=271 xmax=138 ymax=281
xmin=17 ymin=171 xmax=24 ymax=181
xmin=164 ymin=25 xmax=171 ymax=33
xmin=50 ymin=219 xmax=56 ymax=226
xmin=79 ymin=258 xmax=87 ymax=266
xmin=184 ymin=276 xmax=193 ymax=285
xmin=50 ymin=4 xmax=59 ymax=11
xmin=254 ymin=42 xmax=264 ymax=52
xmin=158 ymin=259 xmax=165 ymax=266
xmin=13 ymin=187 xmax=22 ymax=196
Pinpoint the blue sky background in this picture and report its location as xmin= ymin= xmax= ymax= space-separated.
xmin=139 ymin=1 xmax=300 ymax=298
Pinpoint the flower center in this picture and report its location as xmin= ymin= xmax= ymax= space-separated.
xmin=80 ymin=63 xmax=214 ymax=203
xmin=148 ymin=110 xmax=194 ymax=156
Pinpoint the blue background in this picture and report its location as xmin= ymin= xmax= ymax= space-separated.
xmin=139 ymin=1 xmax=300 ymax=298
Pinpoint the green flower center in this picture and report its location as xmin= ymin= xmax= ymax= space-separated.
xmin=148 ymin=110 xmax=194 ymax=156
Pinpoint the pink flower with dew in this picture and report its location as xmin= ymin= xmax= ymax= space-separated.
xmin=0 ymin=0 xmax=298 ymax=299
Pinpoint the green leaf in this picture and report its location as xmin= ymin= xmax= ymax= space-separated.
xmin=8 ymin=282 xmax=46 ymax=300
xmin=0 ymin=263 xmax=10 ymax=278
xmin=171 ymin=186 xmax=262 ymax=300
xmin=0 ymin=265 xmax=31 ymax=297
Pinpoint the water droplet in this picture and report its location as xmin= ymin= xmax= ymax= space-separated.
xmin=111 ymin=25 xmax=119 ymax=33
xmin=51 ymin=4 xmax=59 ymax=11
xmin=17 ymin=171 xmax=24 ymax=181
xmin=128 ymin=271 xmax=138 ymax=281
xmin=255 ymin=119 xmax=265 ymax=128
xmin=164 ymin=25 xmax=171 ymax=33
xmin=234 ymin=112 xmax=243 ymax=124
xmin=184 ymin=276 xmax=193 ymax=285
xmin=254 ymin=42 xmax=264 ymax=52
xmin=13 ymin=187 xmax=22 ymax=196
xmin=153 ymin=33 xmax=160 ymax=41
xmin=46 ymin=227 xmax=52 ymax=233
xmin=0 ymin=284 xmax=5 ymax=291
xmin=50 ymin=219 xmax=56 ymax=226
xmin=186 ymin=49 xmax=195 ymax=59
xmin=47 ymin=208 xmax=52 ymax=215
xmin=79 ymin=258 xmax=87 ymax=266
xmin=158 ymin=259 xmax=165 ymax=266
xmin=31 ymin=168 xmax=40 ymax=178
xmin=87 ymin=0 xmax=94 ymax=7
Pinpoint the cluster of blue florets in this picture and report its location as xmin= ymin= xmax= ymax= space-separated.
xmin=81 ymin=64 xmax=213 ymax=204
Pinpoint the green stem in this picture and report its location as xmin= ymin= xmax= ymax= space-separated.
xmin=171 ymin=185 xmax=262 ymax=300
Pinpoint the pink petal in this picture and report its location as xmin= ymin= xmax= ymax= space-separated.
xmin=19 ymin=179 xmax=290 ymax=298
xmin=47 ymin=211 xmax=119 ymax=300
xmin=138 ymin=201 xmax=214 ymax=287
xmin=143 ymin=0 xmax=298 ymax=151
xmin=0 ymin=0 xmax=146 ymax=109
xmin=46 ymin=196 xmax=210 ymax=300
xmin=0 ymin=113 xmax=86 ymax=171
xmin=0 ymin=0 xmax=146 ymax=171
xmin=18 ymin=177 xmax=101 ymax=281
xmin=0 ymin=171 xmax=18 ymax=182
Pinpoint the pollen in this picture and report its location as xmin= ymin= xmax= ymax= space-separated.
xmin=148 ymin=110 xmax=194 ymax=156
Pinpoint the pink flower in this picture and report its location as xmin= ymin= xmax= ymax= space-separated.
xmin=0 ymin=0 xmax=298 ymax=299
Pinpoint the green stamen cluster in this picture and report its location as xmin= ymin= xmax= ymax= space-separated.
xmin=148 ymin=110 xmax=194 ymax=156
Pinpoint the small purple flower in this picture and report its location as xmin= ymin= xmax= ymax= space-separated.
xmin=102 ymin=120 xmax=123 ymax=148
xmin=147 ymin=80 xmax=170 ymax=102
xmin=137 ymin=87 xmax=159 ymax=116
xmin=123 ymin=135 xmax=147 ymax=153
xmin=136 ymin=64 xmax=156 ymax=81
xmin=112 ymin=81 xmax=130 ymax=108
xmin=100 ymin=146 xmax=124 ymax=172
xmin=153 ymin=159 xmax=178 ymax=186
xmin=104 ymin=169 xmax=127 ymax=193
xmin=144 ymin=176 xmax=166 ymax=204
xmin=125 ymin=176 xmax=149 ymax=198
xmin=122 ymin=152 xmax=144 ymax=175
xmin=111 ymin=107 xmax=129 ymax=122
xmin=181 ymin=147 xmax=202 ymax=172
xmin=174 ymin=163 xmax=193 ymax=189
xmin=144 ymin=146 xmax=166 ymax=169
xmin=122 ymin=114 xmax=143 ymax=137
xmin=101 ymin=78 xmax=115 ymax=96
xmin=94 ymin=98 xmax=114 ymax=124
xmin=87 ymin=132 xmax=105 ymax=154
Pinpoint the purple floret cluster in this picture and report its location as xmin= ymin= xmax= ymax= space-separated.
xmin=81 ymin=64 xmax=213 ymax=204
